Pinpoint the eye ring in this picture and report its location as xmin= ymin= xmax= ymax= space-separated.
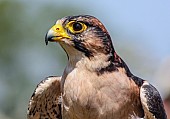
xmin=72 ymin=22 xmax=83 ymax=31
xmin=66 ymin=21 xmax=87 ymax=34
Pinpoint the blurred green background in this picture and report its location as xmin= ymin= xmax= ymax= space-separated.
xmin=0 ymin=0 xmax=170 ymax=119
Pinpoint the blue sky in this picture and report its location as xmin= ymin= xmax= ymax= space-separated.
xmin=77 ymin=0 xmax=170 ymax=58
xmin=21 ymin=0 xmax=170 ymax=60
xmin=23 ymin=0 xmax=170 ymax=59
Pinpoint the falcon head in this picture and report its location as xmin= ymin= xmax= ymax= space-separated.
xmin=45 ymin=15 xmax=125 ymax=75
xmin=45 ymin=15 xmax=115 ymax=58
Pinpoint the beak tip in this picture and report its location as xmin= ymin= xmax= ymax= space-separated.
xmin=45 ymin=32 xmax=49 ymax=45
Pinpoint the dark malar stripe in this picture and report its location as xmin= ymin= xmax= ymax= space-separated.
xmin=73 ymin=38 xmax=93 ymax=57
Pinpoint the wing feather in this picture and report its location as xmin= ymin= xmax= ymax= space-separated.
xmin=27 ymin=76 xmax=62 ymax=119
xmin=140 ymin=81 xmax=167 ymax=119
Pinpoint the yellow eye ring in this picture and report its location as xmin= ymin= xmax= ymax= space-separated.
xmin=66 ymin=21 xmax=87 ymax=34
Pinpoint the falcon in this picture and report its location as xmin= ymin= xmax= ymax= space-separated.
xmin=27 ymin=15 xmax=167 ymax=119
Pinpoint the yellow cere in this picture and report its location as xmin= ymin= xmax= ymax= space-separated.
xmin=47 ymin=20 xmax=70 ymax=42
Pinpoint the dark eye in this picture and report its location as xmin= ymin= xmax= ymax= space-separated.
xmin=73 ymin=22 xmax=83 ymax=31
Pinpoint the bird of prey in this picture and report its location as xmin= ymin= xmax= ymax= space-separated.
xmin=27 ymin=15 xmax=167 ymax=119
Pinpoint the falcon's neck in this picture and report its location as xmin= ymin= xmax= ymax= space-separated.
xmin=60 ymin=41 xmax=132 ymax=77
xmin=62 ymin=45 xmax=131 ymax=77
xmin=69 ymin=52 xmax=112 ymax=73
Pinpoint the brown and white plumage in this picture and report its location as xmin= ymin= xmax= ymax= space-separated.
xmin=27 ymin=15 xmax=167 ymax=119
xmin=27 ymin=76 xmax=62 ymax=119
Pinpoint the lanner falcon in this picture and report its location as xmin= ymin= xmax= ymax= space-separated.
xmin=27 ymin=15 xmax=167 ymax=119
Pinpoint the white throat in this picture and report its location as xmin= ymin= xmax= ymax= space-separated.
xmin=60 ymin=42 xmax=111 ymax=74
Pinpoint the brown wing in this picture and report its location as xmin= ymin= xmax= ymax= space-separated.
xmin=27 ymin=76 xmax=62 ymax=119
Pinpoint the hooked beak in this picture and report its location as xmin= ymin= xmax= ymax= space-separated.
xmin=45 ymin=20 xmax=71 ymax=45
